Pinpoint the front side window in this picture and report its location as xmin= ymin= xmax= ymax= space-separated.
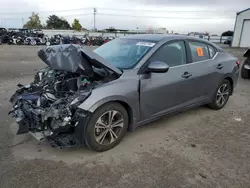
xmin=94 ymin=38 xmax=155 ymax=70
xmin=149 ymin=41 xmax=187 ymax=67
xmin=188 ymin=41 xmax=210 ymax=62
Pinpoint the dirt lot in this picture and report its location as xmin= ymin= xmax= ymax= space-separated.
xmin=0 ymin=45 xmax=250 ymax=188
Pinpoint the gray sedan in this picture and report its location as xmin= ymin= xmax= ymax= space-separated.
xmin=10 ymin=35 xmax=240 ymax=152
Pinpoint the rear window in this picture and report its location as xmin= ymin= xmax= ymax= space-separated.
xmin=189 ymin=41 xmax=210 ymax=62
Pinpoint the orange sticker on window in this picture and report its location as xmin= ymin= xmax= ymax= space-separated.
xmin=196 ymin=47 xmax=204 ymax=56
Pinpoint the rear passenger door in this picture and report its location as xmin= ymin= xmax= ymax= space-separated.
xmin=186 ymin=40 xmax=220 ymax=99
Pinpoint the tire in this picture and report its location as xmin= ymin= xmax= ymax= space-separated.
xmin=208 ymin=79 xmax=232 ymax=110
xmin=85 ymin=102 xmax=128 ymax=152
xmin=241 ymin=59 xmax=250 ymax=79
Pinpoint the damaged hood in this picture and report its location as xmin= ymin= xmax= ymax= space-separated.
xmin=38 ymin=44 xmax=122 ymax=76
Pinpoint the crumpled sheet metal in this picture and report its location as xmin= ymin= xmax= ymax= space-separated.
xmin=37 ymin=44 xmax=122 ymax=75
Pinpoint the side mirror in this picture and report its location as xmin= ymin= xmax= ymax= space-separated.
xmin=147 ymin=61 xmax=169 ymax=73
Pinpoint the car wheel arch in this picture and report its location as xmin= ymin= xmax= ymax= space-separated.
xmin=80 ymin=98 xmax=135 ymax=131
xmin=224 ymin=76 xmax=233 ymax=95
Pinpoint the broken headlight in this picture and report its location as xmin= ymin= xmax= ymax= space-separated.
xmin=70 ymin=91 xmax=91 ymax=107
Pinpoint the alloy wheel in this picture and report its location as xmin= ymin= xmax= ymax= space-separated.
xmin=216 ymin=84 xmax=229 ymax=106
xmin=94 ymin=110 xmax=124 ymax=145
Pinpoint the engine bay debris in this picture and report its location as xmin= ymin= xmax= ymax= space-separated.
xmin=9 ymin=44 xmax=120 ymax=148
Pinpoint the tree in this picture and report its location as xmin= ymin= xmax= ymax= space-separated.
xmin=23 ymin=12 xmax=42 ymax=29
xmin=221 ymin=30 xmax=234 ymax=36
xmin=46 ymin=15 xmax=71 ymax=29
xmin=72 ymin=19 xmax=82 ymax=31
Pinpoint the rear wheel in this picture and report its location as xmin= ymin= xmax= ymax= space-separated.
xmin=241 ymin=59 xmax=250 ymax=79
xmin=208 ymin=79 xmax=231 ymax=110
xmin=85 ymin=103 xmax=128 ymax=152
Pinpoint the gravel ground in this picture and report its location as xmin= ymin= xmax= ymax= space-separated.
xmin=0 ymin=45 xmax=250 ymax=188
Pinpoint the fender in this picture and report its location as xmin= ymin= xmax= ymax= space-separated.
xmin=77 ymin=70 xmax=141 ymax=125
xmin=78 ymin=95 xmax=131 ymax=112
xmin=78 ymin=95 xmax=140 ymax=126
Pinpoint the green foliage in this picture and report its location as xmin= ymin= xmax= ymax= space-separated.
xmin=46 ymin=15 xmax=71 ymax=29
xmin=72 ymin=19 xmax=82 ymax=31
xmin=23 ymin=12 xmax=42 ymax=29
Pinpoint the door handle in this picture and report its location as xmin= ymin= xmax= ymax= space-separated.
xmin=217 ymin=64 xmax=224 ymax=69
xmin=182 ymin=72 xmax=192 ymax=79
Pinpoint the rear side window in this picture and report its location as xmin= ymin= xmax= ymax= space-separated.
xmin=208 ymin=45 xmax=216 ymax=58
xmin=188 ymin=41 xmax=210 ymax=62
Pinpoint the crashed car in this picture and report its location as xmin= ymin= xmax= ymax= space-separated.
xmin=241 ymin=49 xmax=250 ymax=79
xmin=10 ymin=35 xmax=239 ymax=152
xmin=9 ymin=44 xmax=121 ymax=151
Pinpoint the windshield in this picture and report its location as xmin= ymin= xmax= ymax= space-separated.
xmin=94 ymin=38 xmax=155 ymax=69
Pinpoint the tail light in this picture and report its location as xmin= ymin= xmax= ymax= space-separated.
xmin=236 ymin=60 xmax=240 ymax=67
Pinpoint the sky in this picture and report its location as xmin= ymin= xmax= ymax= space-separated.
xmin=0 ymin=0 xmax=249 ymax=34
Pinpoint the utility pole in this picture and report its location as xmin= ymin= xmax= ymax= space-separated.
xmin=22 ymin=17 xmax=24 ymax=27
xmin=93 ymin=8 xmax=97 ymax=31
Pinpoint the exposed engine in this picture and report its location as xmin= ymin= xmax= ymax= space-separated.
xmin=9 ymin=66 xmax=115 ymax=141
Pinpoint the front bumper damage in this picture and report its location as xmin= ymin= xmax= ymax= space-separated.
xmin=46 ymin=112 xmax=92 ymax=149
xmin=10 ymin=97 xmax=92 ymax=148
xmin=9 ymin=84 xmax=92 ymax=149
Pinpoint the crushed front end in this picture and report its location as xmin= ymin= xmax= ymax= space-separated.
xmin=9 ymin=67 xmax=94 ymax=148
xmin=9 ymin=44 xmax=120 ymax=148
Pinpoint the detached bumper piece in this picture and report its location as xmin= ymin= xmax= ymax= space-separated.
xmin=47 ymin=133 xmax=82 ymax=149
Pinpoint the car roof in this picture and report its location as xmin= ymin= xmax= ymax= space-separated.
xmin=121 ymin=34 xmax=199 ymax=42
xmin=120 ymin=34 xmax=224 ymax=52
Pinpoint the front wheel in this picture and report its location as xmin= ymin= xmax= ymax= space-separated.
xmin=208 ymin=79 xmax=231 ymax=110
xmin=85 ymin=102 xmax=128 ymax=152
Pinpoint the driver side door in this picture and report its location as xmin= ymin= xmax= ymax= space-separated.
xmin=139 ymin=40 xmax=201 ymax=120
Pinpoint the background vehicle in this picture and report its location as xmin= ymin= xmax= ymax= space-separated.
xmin=224 ymin=36 xmax=232 ymax=46
xmin=82 ymin=36 xmax=105 ymax=46
xmin=241 ymin=49 xmax=250 ymax=79
xmin=46 ymin=34 xmax=62 ymax=46
xmin=104 ymin=36 xmax=115 ymax=43
xmin=24 ymin=37 xmax=38 ymax=45
xmin=82 ymin=36 xmax=92 ymax=46
xmin=0 ymin=27 xmax=7 ymax=37
xmin=0 ymin=34 xmax=12 ymax=44
xmin=16 ymin=36 xmax=25 ymax=45
xmin=9 ymin=35 xmax=239 ymax=152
